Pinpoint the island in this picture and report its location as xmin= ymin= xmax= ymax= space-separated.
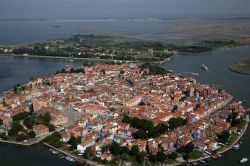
xmin=0 ymin=34 xmax=239 ymax=63
xmin=229 ymin=59 xmax=250 ymax=75
xmin=0 ymin=63 xmax=248 ymax=165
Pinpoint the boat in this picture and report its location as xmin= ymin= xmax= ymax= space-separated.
xmin=233 ymin=144 xmax=240 ymax=150
xmin=201 ymin=64 xmax=208 ymax=71
xmin=200 ymin=160 xmax=206 ymax=164
xmin=240 ymin=158 xmax=248 ymax=163
xmin=65 ymin=156 xmax=75 ymax=162
xmin=59 ymin=154 xmax=65 ymax=158
xmin=192 ymin=162 xmax=198 ymax=165
xmin=190 ymin=72 xmax=199 ymax=76
xmin=52 ymin=150 xmax=60 ymax=155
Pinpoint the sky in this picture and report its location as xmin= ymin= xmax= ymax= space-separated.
xmin=1 ymin=0 xmax=250 ymax=19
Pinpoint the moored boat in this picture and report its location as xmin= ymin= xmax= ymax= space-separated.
xmin=201 ymin=64 xmax=208 ymax=71
xmin=233 ymin=143 xmax=240 ymax=150
xmin=52 ymin=150 xmax=60 ymax=155
xmin=65 ymin=156 xmax=75 ymax=162
xmin=240 ymin=158 xmax=248 ymax=163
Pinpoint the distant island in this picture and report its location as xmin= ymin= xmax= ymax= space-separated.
xmin=0 ymin=34 xmax=239 ymax=63
xmin=229 ymin=59 xmax=250 ymax=75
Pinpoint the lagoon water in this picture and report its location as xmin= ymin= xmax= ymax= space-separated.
xmin=0 ymin=19 xmax=250 ymax=166
xmin=0 ymin=19 xmax=177 ymax=45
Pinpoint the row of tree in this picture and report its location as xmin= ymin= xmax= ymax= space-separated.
xmin=44 ymin=132 xmax=63 ymax=148
xmin=122 ymin=115 xmax=187 ymax=139
xmin=56 ymin=68 xmax=85 ymax=74
xmin=140 ymin=62 xmax=168 ymax=75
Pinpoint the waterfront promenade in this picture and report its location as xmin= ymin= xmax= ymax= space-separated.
xmin=44 ymin=143 xmax=104 ymax=166
xmin=0 ymin=132 xmax=51 ymax=146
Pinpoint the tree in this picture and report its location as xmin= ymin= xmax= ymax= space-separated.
xmin=83 ymin=147 xmax=94 ymax=159
xmin=157 ymin=151 xmax=167 ymax=162
xmin=45 ymin=123 xmax=55 ymax=132
xmin=218 ymin=130 xmax=230 ymax=144
xmin=110 ymin=142 xmax=121 ymax=156
xmin=121 ymin=146 xmax=130 ymax=154
xmin=44 ymin=131 xmax=62 ymax=147
xmin=16 ymin=133 xmax=28 ymax=141
xmin=23 ymin=117 xmax=34 ymax=129
xmin=122 ymin=115 xmax=132 ymax=124
xmin=148 ymin=128 xmax=158 ymax=138
xmin=185 ymin=142 xmax=194 ymax=153
xmin=168 ymin=152 xmax=178 ymax=160
xmin=168 ymin=117 xmax=187 ymax=131
xmin=0 ymin=132 xmax=8 ymax=140
xmin=43 ymin=112 xmax=51 ymax=123
xmin=8 ymin=122 xmax=24 ymax=136
xmin=12 ymin=112 xmax=31 ymax=121
xmin=28 ymin=131 xmax=36 ymax=139
xmin=50 ymin=140 xmax=63 ymax=148
xmin=68 ymin=136 xmax=81 ymax=151
xmin=130 ymin=145 xmax=139 ymax=156
xmin=132 ymin=129 xmax=147 ymax=139
xmin=136 ymin=151 xmax=147 ymax=163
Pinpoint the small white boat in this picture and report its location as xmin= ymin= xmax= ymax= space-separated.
xmin=233 ymin=144 xmax=240 ymax=150
xmin=65 ymin=156 xmax=75 ymax=162
xmin=201 ymin=64 xmax=208 ymax=71
xmin=200 ymin=160 xmax=206 ymax=164
xmin=59 ymin=154 xmax=65 ymax=158
xmin=190 ymin=72 xmax=199 ymax=76
xmin=52 ymin=150 xmax=60 ymax=155
xmin=240 ymin=158 xmax=248 ymax=163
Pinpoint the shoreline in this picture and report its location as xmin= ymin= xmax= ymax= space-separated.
xmin=0 ymin=132 xmax=52 ymax=146
xmin=228 ymin=66 xmax=250 ymax=76
xmin=0 ymin=53 xmax=149 ymax=63
xmin=44 ymin=142 xmax=104 ymax=166
xmin=1 ymin=116 xmax=248 ymax=166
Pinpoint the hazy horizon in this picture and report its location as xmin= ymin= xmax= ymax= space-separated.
xmin=1 ymin=0 xmax=250 ymax=19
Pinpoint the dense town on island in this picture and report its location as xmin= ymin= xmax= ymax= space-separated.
xmin=0 ymin=63 xmax=248 ymax=165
